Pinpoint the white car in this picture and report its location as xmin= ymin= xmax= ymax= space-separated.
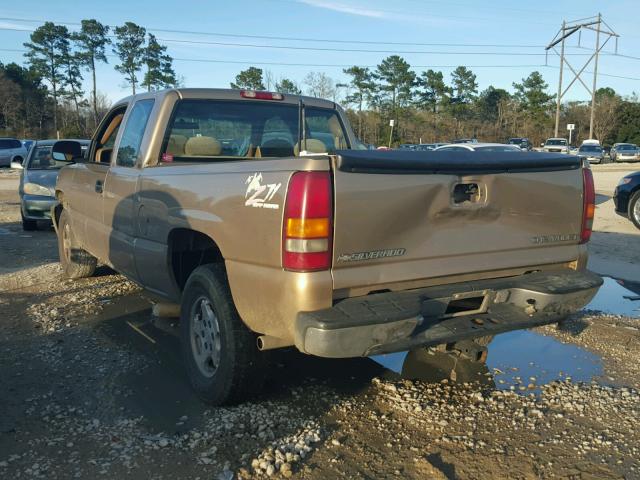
xmin=0 ymin=137 xmax=29 ymax=167
xmin=542 ymin=138 xmax=570 ymax=154
xmin=434 ymin=143 xmax=523 ymax=152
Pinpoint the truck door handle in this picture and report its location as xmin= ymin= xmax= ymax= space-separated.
xmin=95 ymin=180 xmax=103 ymax=194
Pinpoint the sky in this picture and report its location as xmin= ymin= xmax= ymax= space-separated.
xmin=1 ymin=0 xmax=639 ymax=104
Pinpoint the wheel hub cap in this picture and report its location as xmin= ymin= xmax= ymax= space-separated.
xmin=190 ymin=296 xmax=221 ymax=378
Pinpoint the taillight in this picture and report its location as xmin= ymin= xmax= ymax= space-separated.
xmin=581 ymin=167 xmax=595 ymax=244
xmin=282 ymin=171 xmax=333 ymax=271
xmin=240 ymin=90 xmax=284 ymax=100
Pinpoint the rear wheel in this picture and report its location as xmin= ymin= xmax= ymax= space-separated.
xmin=57 ymin=209 xmax=97 ymax=278
xmin=628 ymin=190 xmax=640 ymax=230
xmin=180 ymin=264 xmax=267 ymax=405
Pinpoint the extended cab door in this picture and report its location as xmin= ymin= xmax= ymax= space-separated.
xmin=67 ymin=105 xmax=127 ymax=261
xmin=102 ymin=98 xmax=155 ymax=281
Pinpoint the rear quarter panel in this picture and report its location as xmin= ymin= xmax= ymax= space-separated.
xmin=136 ymin=156 xmax=333 ymax=339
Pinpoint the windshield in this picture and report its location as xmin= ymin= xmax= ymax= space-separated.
xmin=579 ymin=145 xmax=602 ymax=153
xmin=25 ymin=145 xmax=74 ymax=170
xmin=546 ymin=139 xmax=567 ymax=146
xmin=162 ymin=100 xmax=349 ymax=162
xmin=618 ymin=144 xmax=637 ymax=151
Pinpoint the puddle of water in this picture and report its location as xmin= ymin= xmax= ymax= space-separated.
xmin=485 ymin=330 xmax=602 ymax=390
xmin=586 ymin=277 xmax=640 ymax=317
xmin=371 ymin=330 xmax=603 ymax=393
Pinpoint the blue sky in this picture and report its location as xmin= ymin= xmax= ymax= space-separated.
xmin=1 ymin=0 xmax=639 ymax=104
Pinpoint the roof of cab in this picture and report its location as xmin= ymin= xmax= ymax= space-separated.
xmin=114 ymin=88 xmax=337 ymax=110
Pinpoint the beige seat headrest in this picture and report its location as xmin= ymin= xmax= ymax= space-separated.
xmin=167 ymin=134 xmax=187 ymax=155
xmin=184 ymin=136 xmax=222 ymax=156
xmin=294 ymin=138 xmax=327 ymax=156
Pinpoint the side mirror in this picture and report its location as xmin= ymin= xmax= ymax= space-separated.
xmin=540 ymin=143 xmax=544 ymax=147
xmin=10 ymin=160 xmax=23 ymax=169
xmin=52 ymin=140 xmax=84 ymax=163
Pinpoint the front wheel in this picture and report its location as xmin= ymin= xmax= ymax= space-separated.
xmin=180 ymin=264 xmax=267 ymax=405
xmin=628 ymin=190 xmax=640 ymax=230
xmin=21 ymin=213 xmax=37 ymax=231
xmin=57 ymin=209 xmax=97 ymax=279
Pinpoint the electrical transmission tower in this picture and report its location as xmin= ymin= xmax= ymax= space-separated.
xmin=545 ymin=14 xmax=619 ymax=139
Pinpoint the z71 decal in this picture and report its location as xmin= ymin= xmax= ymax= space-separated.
xmin=245 ymin=173 xmax=282 ymax=209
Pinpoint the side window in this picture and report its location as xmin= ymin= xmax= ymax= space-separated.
xmin=116 ymin=99 xmax=154 ymax=167
xmin=92 ymin=107 xmax=126 ymax=164
xmin=305 ymin=108 xmax=349 ymax=154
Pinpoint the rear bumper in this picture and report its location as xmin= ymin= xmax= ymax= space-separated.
xmin=295 ymin=269 xmax=602 ymax=358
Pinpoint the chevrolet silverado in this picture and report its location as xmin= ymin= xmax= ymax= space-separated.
xmin=52 ymin=88 xmax=602 ymax=404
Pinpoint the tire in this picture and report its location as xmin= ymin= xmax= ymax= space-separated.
xmin=57 ymin=209 xmax=97 ymax=279
xmin=21 ymin=213 xmax=37 ymax=231
xmin=180 ymin=263 xmax=268 ymax=405
xmin=628 ymin=190 xmax=640 ymax=230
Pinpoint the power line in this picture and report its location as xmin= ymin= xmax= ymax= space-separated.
xmin=1 ymin=43 xmax=639 ymax=80
xmin=0 ymin=48 xmax=545 ymax=68
xmin=0 ymin=15 xmax=550 ymax=48
xmin=0 ymin=26 xmax=598 ymax=57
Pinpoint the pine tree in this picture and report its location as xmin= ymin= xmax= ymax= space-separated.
xmin=73 ymin=19 xmax=110 ymax=128
xmin=113 ymin=22 xmax=147 ymax=95
xmin=23 ymin=22 xmax=70 ymax=133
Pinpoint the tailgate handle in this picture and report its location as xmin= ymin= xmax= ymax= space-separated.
xmin=95 ymin=180 xmax=103 ymax=194
xmin=453 ymin=182 xmax=482 ymax=204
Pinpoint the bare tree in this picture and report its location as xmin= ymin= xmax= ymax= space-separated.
xmin=303 ymin=72 xmax=336 ymax=100
xmin=592 ymin=95 xmax=621 ymax=142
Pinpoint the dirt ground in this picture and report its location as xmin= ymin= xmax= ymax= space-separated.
xmin=0 ymin=165 xmax=639 ymax=480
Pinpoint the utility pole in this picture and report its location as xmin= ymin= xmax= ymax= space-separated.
xmin=589 ymin=13 xmax=602 ymax=138
xmin=554 ymin=20 xmax=566 ymax=138
xmin=546 ymin=14 xmax=618 ymax=140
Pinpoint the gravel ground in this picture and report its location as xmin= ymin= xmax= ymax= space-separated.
xmin=1 ymin=167 xmax=639 ymax=479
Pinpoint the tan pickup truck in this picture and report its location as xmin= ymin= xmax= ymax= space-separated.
xmin=52 ymin=88 xmax=602 ymax=405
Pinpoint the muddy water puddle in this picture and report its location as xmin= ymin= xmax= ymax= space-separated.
xmin=587 ymin=277 xmax=640 ymax=317
xmin=372 ymin=276 xmax=640 ymax=392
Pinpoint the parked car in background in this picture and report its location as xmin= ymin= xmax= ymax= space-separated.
xmin=577 ymin=144 xmax=605 ymax=164
xmin=452 ymin=138 xmax=478 ymax=144
xmin=415 ymin=143 xmax=436 ymax=151
xmin=435 ymin=143 xmax=523 ymax=152
xmin=398 ymin=144 xmax=417 ymax=150
xmin=542 ymin=138 xmax=570 ymax=154
xmin=0 ymin=137 xmax=28 ymax=167
xmin=611 ymin=143 xmax=640 ymax=163
xmin=614 ymin=171 xmax=640 ymax=229
xmin=19 ymin=139 xmax=89 ymax=230
xmin=507 ymin=137 xmax=532 ymax=151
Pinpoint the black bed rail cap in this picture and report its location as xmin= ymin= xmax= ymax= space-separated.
xmin=336 ymin=149 xmax=582 ymax=174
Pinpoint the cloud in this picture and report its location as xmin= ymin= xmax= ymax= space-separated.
xmin=296 ymin=0 xmax=385 ymax=19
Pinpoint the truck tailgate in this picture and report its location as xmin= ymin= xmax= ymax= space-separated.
xmin=331 ymin=150 xmax=585 ymax=293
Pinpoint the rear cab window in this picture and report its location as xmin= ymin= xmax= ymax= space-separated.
xmin=160 ymin=100 xmax=349 ymax=162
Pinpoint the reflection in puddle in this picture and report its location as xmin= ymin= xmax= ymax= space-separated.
xmin=486 ymin=330 xmax=602 ymax=391
xmin=372 ymin=330 xmax=603 ymax=393
xmin=371 ymin=274 xmax=640 ymax=391
xmin=586 ymin=277 xmax=640 ymax=317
